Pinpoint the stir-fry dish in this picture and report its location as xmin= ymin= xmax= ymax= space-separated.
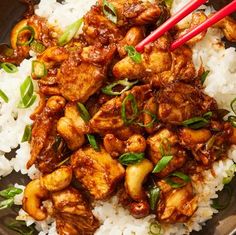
xmin=1 ymin=0 xmax=236 ymax=234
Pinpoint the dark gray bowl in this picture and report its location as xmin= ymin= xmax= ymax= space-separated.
xmin=0 ymin=0 xmax=236 ymax=235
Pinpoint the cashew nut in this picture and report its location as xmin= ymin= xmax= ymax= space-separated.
xmin=23 ymin=179 xmax=49 ymax=221
xmin=41 ymin=166 xmax=73 ymax=192
xmin=125 ymin=134 xmax=146 ymax=153
xmin=46 ymin=96 xmax=66 ymax=113
xmin=125 ymin=159 xmax=153 ymax=201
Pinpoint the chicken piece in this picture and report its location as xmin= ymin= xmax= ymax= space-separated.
xmin=157 ymin=83 xmax=217 ymax=124
xmin=147 ymin=129 xmax=187 ymax=178
xmin=57 ymin=103 xmax=88 ymax=150
xmin=83 ymin=5 xmax=123 ymax=45
xmin=117 ymin=26 xmax=145 ymax=57
xmin=213 ymin=16 xmax=236 ymax=42
xmin=113 ymin=35 xmax=196 ymax=87
xmin=89 ymin=85 xmax=152 ymax=139
xmin=103 ymin=134 xmax=146 ymax=158
xmin=27 ymin=96 xmax=67 ymax=173
xmin=71 ymin=147 xmax=125 ymax=200
xmin=52 ymin=187 xmax=99 ymax=235
xmin=157 ymin=180 xmax=198 ymax=223
xmin=57 ymin=44 xmax=116 ymax=102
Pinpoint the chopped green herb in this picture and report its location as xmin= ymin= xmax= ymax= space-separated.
xmin=32 ymin=60 xmax=47 ymax=78
xmin=148 ymin=186 xmax=160 ymax=211
xmin=0 ymin=89 xmax=9 ymax=103
xmin=30 ymin=40 xmax=46 ymax=53
xmin=125 ymin=46 xmax=142 ymax=63
xmin=165 ymin=171 xmax=191 ymax=188
xmin=201 ymin=70 xmax=210 ymax=85
xmin=17 ymin=26 xmax=35 ymax=46
xmin=121 ymin=93 xmax=139 ymax=125
xmin=87 ymin=134 xmax=100 ymax=151
xmin=223 ymin=164 xmax=236 ymax=185
xmin=0 ymin=198 xmax=14 ymax=210
xmin=21 ymin=125 xmax=32 ymax=143
xmin=5 ymin=219 xmax=35 ymax=235
xmin=152 ymin=155 xmax=173 ymax=173
xmin=101 ymin=79 xmax=138 ymax=96
xmin=58 ymin=18 xmax=83 ymax=46
xmin=136 ymin=110 xmax=158 ymax=128
xmin=102 ymin=0 xmax=118 ymax=24
xmin=119 ymin=152 xmax=144 ymax=166
xmin=230 ymin=97 xmax=236 ymax=115
xmin=18 ymin=76 xmax=37 ymax=109
xmin=77 ymin=102 xmax=91 ymax=122
xmin=164 ymin=0 xmax=174 ymax=8
xmin=0 ymin=186 xmax=23 ymax=199
xmin=0 ymin=62 xmax=18 ymax=73
xmin=228 ymin=115 xmax=236 ymax=128
xmin=149 ymin=221 xmax=162 ymax=235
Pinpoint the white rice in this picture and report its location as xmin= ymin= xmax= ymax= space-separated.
xmin=0 ymin=0 xmax=236 ymax=234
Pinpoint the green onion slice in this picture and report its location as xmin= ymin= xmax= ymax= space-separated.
xmin=87 ymin=134 xmax=100 ymax=151
xmin=0 ymin=198 xmax=14 ymax=210
xmin=230 ymin=97 xmax=236 ymax=115
xmin=57 ymin=157 xmax=70 ymax=168
xmin=0 ymin=89 xmax=9 ymax=103
xmin=30 ymin=40 xmax=46 ymax=53
xmin=201 ymin=70 xmax=210 ymax=85
xmin=119 ymin=152 xmax=144 ymax=166
xmin=148 ymin=186 xmax=160 ymax=211
xmin=21 ymin=125 xmax=32 ymax=143
xmin=32 ymin=60 xmax=47 ymax=78
xmin=125 ymin=46 xmax=142 ymax=64
xmin=228 ymin=115 xmax=236 ymax=128
xmin=18 ymin=76 xmax=37 ymax=109
xmin=182 ymin=117 xmax=209 ymax=129
xmin=121 ymin=93 xmax=139 ymax=125
xmin=223 ymin=164 xmax=236 ymax=185
xmin=211 ymin=185 xmax=232 ymax=210
xmin=164 ymin=0 xmax=174 ymax=8
xmin=17 ymin=26 xmax=35 ymax=46
xmin=165 ymin=171 xmax=191 ymax=188
xmin=101 ymin=79 xmax=138 ymax=96
xmin=0 ymin=62 xmax=18 ymax=73
xmin=152 ymin=155 xmax=173 ymax=173
xmin=77 ymin=102 xmax=91 ymax=122
xmin=149 ymin=221 xmax=162 ymax=235
xmin=5 ymin=219 xmax=35 ymax=235
xmin=58 ymin=18 xmax=83 ymax=46
xmin=136 ymin=110 xmax=158 ymax=128
xmin=102 ymin=0 xmax=118 ymax=24
xmin=0 ymin=186 xmax=23 ymax=199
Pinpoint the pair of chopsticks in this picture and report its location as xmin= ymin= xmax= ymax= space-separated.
xmin=135 ymin=0 xmax=236 ymax=52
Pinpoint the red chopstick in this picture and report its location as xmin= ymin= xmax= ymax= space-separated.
xmin=135 ymin=0 xmax=207 ymax=52
xmin=170 ymin=0 xmax=236 ymax=51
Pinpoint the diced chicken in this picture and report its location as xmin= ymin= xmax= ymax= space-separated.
xmin=157 ymin=180 xmax=198 ymax=223
xmin=89 ymin=85 xmax=152 ymax=139
xmin=71 ymin=147 xmax=125 ymax=199
xmin=57 ymin=103 xmax=88 ymax=150
xmin=52 ymin=187 xmax=99 ymax=235
xmin=157 ymin=83 xmax=217 ymax=124
xmin=147 ymin=129 xmax=187 ymax=178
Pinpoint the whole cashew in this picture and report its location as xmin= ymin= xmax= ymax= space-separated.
xmin=41 ymin=166 xmax=73 ymax=192
xmin=125 ymin=159 xmax=153 ymax=201
xmin=23 ymin=179 xmax=49 ymax=221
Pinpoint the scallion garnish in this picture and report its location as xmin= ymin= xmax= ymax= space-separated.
xmin=201 ymin=70 xmax=210 ymax=85
xmin=17 ymin=26 xmax=35 ymax=46
xmin=0 ymin=198 xmax=14 ymax=210
xmin=136 ymin=110 xmax=158 ymax=128
xmin=164 ymin=0 xmax=174 ymax=8
xmin=148 ymin=186 xmax=160 ymax=211
xmin=87 ymin=134 xmax=100 ymax=151
xmin=230 ymin=97 xmax=236 ymax=115
xmin=77 ymin=102 xmax=91 ymax=122
xmin=102 ymin=0 xmax=118 ymax=24
xmin=32 ymin=60 xmax=47 ymax=78
xmin=119 ymin=152 xmax=144 ymax=166
xmin=165 ymin=171 xmax=191 ymax=188
xmin=58 ymin=18 xmax=83 ymax=46
xmin=211 ymin=185 xmax=232 ymax=210
xmin=121 ymin=93 xmax=139 ymax=125
xmin=228 ymin=116 xmax=236 ymax=128
xmin=0 ymin=62 xmax=18 ymax=73
xmin=149 ymin=221 xmax=162 ymax=235
xmin=152 ymin=155 xmax=173 ymax=173
xmin=102 ymin=79 xmax=138 ymax=96
xmin=223 ymin=164 xmax=236 ymax=185
xmin=125 ymin=46 xmax=142 ymax=64
xmin=21 ymin=125 xmax=32 ymax=143
xmin=30 ymin=40 xmax=46 ymax=53
xmin=0 ymin=186 xmax=23 ymax=199
xmin=0 ymin=89 xmax=9 ymax=103
xmin=227 ymin=98 xmax=236 ymax=127
xmin=5 ymin=219 xmax=35 ymax=235
xmin=182 ymin=112 xmax=212 ymax=130
xmin=18 ymin=76 xmax=37 ymax=109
